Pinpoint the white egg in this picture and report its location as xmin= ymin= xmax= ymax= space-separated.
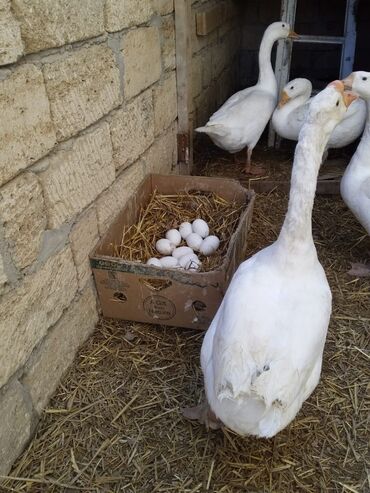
xmin=192 ymin=219 xmax=209 ymax=238
xmin=179 ymin=253 xmax=201 ymax=271
xmin=199 ymin=235 xmax=220 ymax=256
xmin=159 ymin=256 xmax=180 ymax=268
xmin=186 ymin=232 xmax=203 ymax=251
xmin=156 ymin=238 xmax=175 ymax=255
xmin=172 ymin=246 xmax=194 ymax=259
xmin=165 ymin=229 xmax=182 ymax=246
xmin=179 ymin=222 xmax=193 ymax=239
xmin=146 ymin=257 xmax=162 ymax=267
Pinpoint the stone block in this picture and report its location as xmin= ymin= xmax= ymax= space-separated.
xmin=38 ymin=123 xmax=114 ymax=228
xmin=0 ymin=253 xmax=8 ymax=294
xmin=0 ymin=380 xmax=33 ymax=475
xmin=23 ymin=284 xmax=98 ymax=413
xmin=0 ymin=247 xmax=77 ymax=388
xmin=196 ymin=3 xmax=225 ymax=36
xmin=154 ymin=0 xmax=174 ymax=15
xmin=0 ymin=64 xmax=56 ymax=187
xmin=0 ymin=1 xmax=23 ymax=65
xmin=192 ymin=15 xmax=218 ymax=53
xmin=43 ymin=44 xmax=121 ymax=141
xmin=105 ymin=0 xmax=152 ymax=32
xmin=110 ymin=89 xmax=154 ymax=171
xmin=0 ymin=173 xmax=46 ymax=270
xmin=161 ymin=15 xmax=176 ymax=71
xmin=153 ymin=72 xmax=177 ymax=136
xmin=143 ymin=122 xmax=177 ymax=175
xmin=121 ymin=27 xmax=161 ymax=99
xmin=96 ymin=161 xmax=145 ymax=235
xmin=12 ymin=0 xmax=105 ymax=54
xmin=69 ymin=207 xmax=99 ymax=290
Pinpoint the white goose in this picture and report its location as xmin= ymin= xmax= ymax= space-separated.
xmin=195 ymin=22 xmax=299 ymax=175
xmin=184 ymin=82 xmax=356 ymax=437
xmin=341 ymin=71 xmax=370 ymax=277
xmin=272 ymin=77 xmax=366 ymax=152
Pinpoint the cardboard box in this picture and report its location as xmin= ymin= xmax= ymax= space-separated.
xmin=90 ymin=174 xmax=255 ymax=330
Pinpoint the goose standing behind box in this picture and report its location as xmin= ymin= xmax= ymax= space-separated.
xmin=195 ymin=22 xmax=299 ymax=176
xmin=184 ymin=82 xmax=357 ymax=437
xmin=341 ymin=71 xmax=370 ymax=277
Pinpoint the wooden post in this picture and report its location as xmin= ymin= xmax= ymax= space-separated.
xmin=175 ymin=0 xmax=193 ymax=175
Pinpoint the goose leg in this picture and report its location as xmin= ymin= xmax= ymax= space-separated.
xmin=243 ymin=147 xmax=266 ymax=176
xmin=347 ymin=262 xmax=370 ymax=277
xmin=182 ymin=400 xmax=222 ymax=430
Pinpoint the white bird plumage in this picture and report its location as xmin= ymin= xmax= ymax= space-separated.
xmin=185 ymin=82 xmax=356 ymax=437
xmin=272 ymin=77 xmax=367 ymax=151
xmin=195 ymin=21 xmax=299 ymax=175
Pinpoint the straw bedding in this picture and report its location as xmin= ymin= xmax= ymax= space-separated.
xmin=2 ymin=144 xmax=369 ymax=493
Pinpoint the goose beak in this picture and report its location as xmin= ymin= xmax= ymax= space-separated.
xmin=328 ymin=80 xmax=345 ymax=94
xmin=342 ymin=73 xmax=354 ymax=90
xmin=288 ymin=30 xmax=299 ymax=39
xmin=278 ymin=90 xmax=290 ymax=108
xmin=343 ymin=91 xmax=358 ymax=108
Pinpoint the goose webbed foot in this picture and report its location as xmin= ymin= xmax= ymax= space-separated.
xmin=347 ymin=262 xmax=370 ymax=278
xmin=182 ymin=400 xmax=222 ymax=430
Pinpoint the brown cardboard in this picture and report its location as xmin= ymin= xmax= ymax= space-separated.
xmin=90 ymin=174 xmax=255 ymax=330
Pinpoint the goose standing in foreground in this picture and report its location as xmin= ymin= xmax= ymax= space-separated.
xmin=341 ymin=71 xmax=370 ymax=277
xmin=184 ymin=82 xmax=357 ymax=437
xmin=195 ymin=22 xmax=299 ymax=176
xmin=272 ymin=77 xmax=366 ymax=152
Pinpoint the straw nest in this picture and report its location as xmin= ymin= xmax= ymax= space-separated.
xmin=110 ymin=190 xmax=245 ymax=272
xmin=2 ymin=148 xmax=369 ymax=493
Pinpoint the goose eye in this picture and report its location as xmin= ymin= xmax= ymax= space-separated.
xmin=282 ymin=24 xmax=285 ymax=27
xmin=290 ymin=86 xmax=294 ymax=90
xmin=336 ymin=100 xmax=339 ymax=106
xmin=362 ymin=76 xmax=367 ymax=81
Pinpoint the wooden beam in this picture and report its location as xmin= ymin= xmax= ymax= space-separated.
xmin=175 ymin=0 xmax=193 ymax=174
xmin=196 ymin=3 xmax=225 ymax=36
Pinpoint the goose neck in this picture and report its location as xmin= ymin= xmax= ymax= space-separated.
xmin=258 ymin=32 xmax=278 ymax=92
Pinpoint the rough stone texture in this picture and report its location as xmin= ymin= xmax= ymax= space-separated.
xmin=0 ymin=1 xmax=23 ymax=65
xmin=43 ymin=45 xmax=121 ymax=141
xmin=0 ymin=64 xmax=56 ymax=187
xmin=110 ymin=89 xmax=154 ymax=171
xmin=143 ymin=122 xmax=177 ymax=175
xmin=153 ymin=72 xmax=177 ymax=136
xmin=0 ymin=379 xmax=33 ymax=475
xmin=23 ymin=284 xmax=98 ymax=413
xmin=0 ymin=253 xmax=8 ymax=293
xmin=121 ymin=28 xmax=161 ymax=99
xmin=96 ymin=161 xmax=145 ymax=235
xmin=38 ymin=123 xmax=115 ymax=228
xmin=192 ymin=53 xmax=203 ymax=98
xmin=69 ymin=207 xmax=99 ymax=290
xmin=0 ymin=247 xmax=77 ymax=388
xmin=105 ymin=0 xmax=152 ymax=32
xmin=160 ymin=15 xmax=176 ymax=71
xmin=12 ymin=0 xmax=105 ymax=54
xmin=154 ymin=0 xmax=173 ymax=15
xmin=202 ymin=49 xmax=213 ymax=88
xmin=0 ymin=173 xmax=46 ymax=270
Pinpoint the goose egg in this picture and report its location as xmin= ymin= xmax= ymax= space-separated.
xmin=199 ymin=235 xmax=220 ymax=256
xmin=179 ymin=222 xmax=193 ymax=239
xmin=192 ymin=219 xmax=209 ymax=238
xmin=165 ymin=229 xmax=182 ymax=246
xmin=156 ymin=238 xmax=175 ymax=255
xmin=146 ymin=257 xmax=162 ymax=267
xmin=186 ymin=232 xmax=203 ymax=251
xmin=179 ymin=253 xmax=201 ymax=271
xmin=172 ymin=246 xmax=194 ymax=259
xmin=159 ymin=256 xmax=180 ymax=268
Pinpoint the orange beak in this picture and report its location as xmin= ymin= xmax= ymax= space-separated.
xmin=278 ymin=90 xmax=291 ymax=108
xmin=343 ymin=91 xmax=358 ymax=108
xmin=342 ymin=73 xmax=354 ymax=90
xmin=328 ymin=80 xmax=345 ymax=94
xmin=288 ymin=30 xmax=299 ymax=39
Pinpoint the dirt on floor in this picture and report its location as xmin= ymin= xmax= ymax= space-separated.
xmin=2 ymin=141 xmax=369 ymax=493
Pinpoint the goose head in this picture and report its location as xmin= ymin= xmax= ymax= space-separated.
xmin=342 ymin=71 xmax=370 ymax=100
xmin=308 ymin=80 xmax=358 ymax=135
xmin=278 ymin=78 xmax=312 ymax=108
xmin=265 ymin=21 xmax=299 ymax=42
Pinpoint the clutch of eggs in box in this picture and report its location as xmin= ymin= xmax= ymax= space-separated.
xmin=147 ymin=219 xmax=220 ymax=271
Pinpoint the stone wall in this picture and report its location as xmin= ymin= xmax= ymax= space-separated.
xmin=191 ymin=0 xmax=241 ymax=128
xmin=0 ymin=0 xmax=177 ymax=474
